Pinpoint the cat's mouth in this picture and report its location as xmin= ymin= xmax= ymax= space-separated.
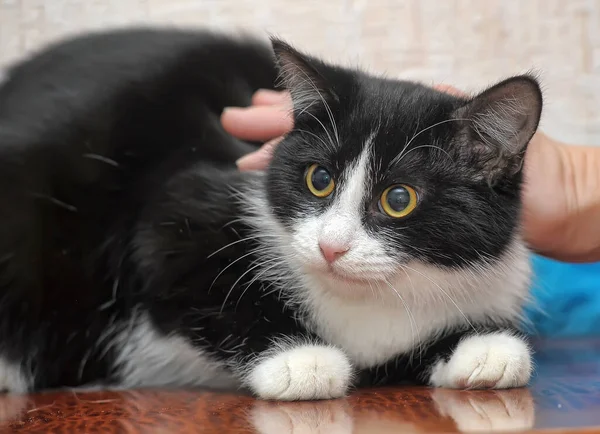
xmin=318 ymin=268 xmax=375 ymax=285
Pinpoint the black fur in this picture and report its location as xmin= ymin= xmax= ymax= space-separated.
xmin=0 ymin=28 xmax=541 ymax=394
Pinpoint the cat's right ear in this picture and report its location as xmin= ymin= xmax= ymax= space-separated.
xmin=452 ymin=75 xmax=543 ymax=182
xmin=271 ymin=38 xmax=338 ymax=117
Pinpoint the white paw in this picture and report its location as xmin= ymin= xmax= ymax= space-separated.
xmin=247 ymin=345 xmax=353 ymax=401
xmin=429 ymin=332 xmax=532 ymax=389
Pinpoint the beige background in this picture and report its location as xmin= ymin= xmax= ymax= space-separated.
xmin=1 ymin=0 xmax=599 ymax=145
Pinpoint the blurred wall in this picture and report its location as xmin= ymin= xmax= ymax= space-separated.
xmin=1 ymin=0 xmax=599 ymax=145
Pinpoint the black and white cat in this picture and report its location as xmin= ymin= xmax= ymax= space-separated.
xmin=0 ymin=27 xmax=541 ymax=400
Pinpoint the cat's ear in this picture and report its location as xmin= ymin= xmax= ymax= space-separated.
xmin=453 ymin=75 xmax=542 ymax=181
xmin=271 ymin=38 xmax=337 ymax=116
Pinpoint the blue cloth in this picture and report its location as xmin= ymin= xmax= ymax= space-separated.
xmin=526 ymin=255 xmax=600 ymax=337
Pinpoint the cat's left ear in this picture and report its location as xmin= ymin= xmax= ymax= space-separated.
xmin=271 ymin=38 xmax=338 ymax=117
xmin=453 ymin=75 xmax=542 ymax=180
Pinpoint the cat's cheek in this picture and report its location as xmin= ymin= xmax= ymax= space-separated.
xmin=428 ymin=332 xmax=532 ymax=389
xmin=245 ymin=345 xmax=353 ymax=401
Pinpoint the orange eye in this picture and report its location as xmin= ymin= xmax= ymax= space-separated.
xmin=306 ymin=164 xmax=335 ymax=198
xmin=380 ymin=184 xmax=418 ymax=218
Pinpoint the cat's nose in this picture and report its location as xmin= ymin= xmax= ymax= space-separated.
xmin=319 ymin=242 xmax=349 ymax=263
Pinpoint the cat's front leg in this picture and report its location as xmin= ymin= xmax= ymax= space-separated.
xmin=239 ymin=338 xmax=354 ymax=401
xmin=359 ymin=329 xmax=531 ymax=390
xmin=428 ymin=331 xmax=532 ymax=389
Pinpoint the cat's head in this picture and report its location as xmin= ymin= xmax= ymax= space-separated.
xmin=261 ymin=39 xmax=542 ymax=300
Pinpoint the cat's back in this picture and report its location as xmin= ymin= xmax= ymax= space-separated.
xmin=0 ymin=28 xmax=275 ymax=117
xmin=0 ymin=28 xmax=277 ymax=318
xmin=0 ymin=28 xmax=276 ymax=169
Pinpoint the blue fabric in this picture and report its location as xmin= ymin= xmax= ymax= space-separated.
xmin=526 ymin=255 xmax=600 ymax=337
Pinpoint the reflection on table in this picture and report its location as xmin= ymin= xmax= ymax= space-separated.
xmin=1 ymin=339 xmax=599 ymax=433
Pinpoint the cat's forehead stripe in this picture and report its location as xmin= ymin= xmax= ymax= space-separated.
xmin=333 ymin=133 xmax=375 ymax=215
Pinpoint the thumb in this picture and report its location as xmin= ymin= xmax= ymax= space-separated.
xmin=236 ymin=137 xmax=283 ymax=171
xmin=433 ymin=84 xmax=467 ymax=97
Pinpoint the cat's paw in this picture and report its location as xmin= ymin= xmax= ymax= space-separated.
xmin=247 ymin=345 xmax=353 ymax=401
xmin=429 ymin=332 xmax=532 ymax=389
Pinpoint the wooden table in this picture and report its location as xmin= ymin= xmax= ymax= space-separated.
xmin=3 ymin=339 xmax=600 ymax=433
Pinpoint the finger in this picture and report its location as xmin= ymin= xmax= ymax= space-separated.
xmin=433 ymin=84 xmax=468 ymax=98
xmin=252 ymin=89 xmax=292 ymax=107
xmin=236 ymin=137 xmax=283 ymax=171
xmin=221 ymin=106 xmax=293 ymax=141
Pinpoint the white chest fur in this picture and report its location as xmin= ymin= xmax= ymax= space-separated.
xmin=302 ymin=240 xmax=531 ymax=369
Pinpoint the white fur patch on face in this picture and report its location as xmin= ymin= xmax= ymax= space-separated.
xmin=291 ymin=132 xmax=398 ymax=289
xmin=429 ymin=331 xmax=532 ymax=389
xmin=245 ymin=340 xmax=352 ymax=401
xmin=112 ymin=311 xmax=237 ymax=390
xmin=0 ymin=358 xmax=31 ymax=394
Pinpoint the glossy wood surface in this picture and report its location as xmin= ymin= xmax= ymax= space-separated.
xmin=3 ymin=339 xmax=600 ymax=433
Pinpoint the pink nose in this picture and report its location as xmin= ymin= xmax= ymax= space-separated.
xmin=319 ymin=242 xmax=349 ymax=263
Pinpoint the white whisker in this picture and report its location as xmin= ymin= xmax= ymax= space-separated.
xmin=393 ymin=143 xmax=454 ymax=166
xmin=206 ymin=235 xmax=274 ymax=259
xmin=235 ymin=260 xmax=286 ymax=309
xmin=382 ymin=278 xmax=420 ymax=360
xmin=391 ymin=118 xmax=470 ymax=166
xmin=293 ymin=65 xmax=341 ymax=149
xmin=220 ymin=257 xmax=283 ymax=313
xmin=400 ymin=264 xmax=478 ymax=335
xmin=292 ymin=128 xmax=334 ymax=152
xmin=208 ymin=247 xmax=271 ymax=293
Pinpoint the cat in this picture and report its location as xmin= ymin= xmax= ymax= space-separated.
xmin=0 ymin=27 xmax=542 ymax=400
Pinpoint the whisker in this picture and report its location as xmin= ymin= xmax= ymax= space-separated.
xmin=220 ymin=218 xmax=246 ymax=230
xmin=82 ymin=153 xmax=120 ymax=168
xmin=400 ymin=264 xmax=479 ymax=335
xmin=208 ymin=247 xmax=271 ymax=293
xmin=393 ymin=269 xmax=423 ymax=362
xmin=296 ymin=69 xmax=341 ymax=149
xmin=304 ymin=111 xmax=337 ymax=153
xmin=391 ymin=118 xmax=470 ymax=166
xmin=206 ymin=235 xmax=263 ymax=259
xmin=291 ymin=128 xmax=333 ymax=152
xmin=289 ymin=70 xmax=338 ymax=152
xmin=235 ymin=260 xmax=285 ymax=309
xmin=382 ymin=278 xmax=420 ymax=358
xmin=220 ymin=257 xmax=281 ymax=313
xmin=393 ymin=144 xmax=454 ymax=166
xmin=31 ymin=193 xmax=78 ymax=212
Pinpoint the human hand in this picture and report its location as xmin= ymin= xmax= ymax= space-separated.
xmin=522 ymin=132 xmax=600 ymax=262
xmin=221 ymin=90 xmax=293 ymax=171
xmin=221 ymin=88 xmax=600 ymax=263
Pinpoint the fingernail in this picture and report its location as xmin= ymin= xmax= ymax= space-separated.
xmin=236 ymin=153 xmax=256 ymax=169
xmin=223 ymin=107 xmax=244 ymax=114
xmin=252 ymin=89 xmax=290 ymax=106
xmin=221 ymin=107 xmax=248 ymax=123
xmin=256 ymin=89 xmax=281 ymax=95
